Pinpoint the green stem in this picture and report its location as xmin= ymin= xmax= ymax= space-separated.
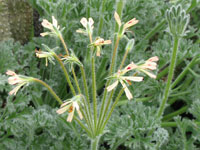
xmin=97 ymin=90 xmax=114 ymax=134
xmin=119 ymin=48 xmax=129 ymax=70
xmin=171 ymin=55 xmax=199 ymax=89
xmin=170 ymin=91 xmax=190 ymax=97
xmin=114 ymin=0 xmax=124 ymax=35
xmin=90 ymin=136 xmax=101 ymax=150
xmin=59 ymin=34 xmax=69 ymax=55
xmin=74 ymin=116 xmax=92 ymax=138
xmin=80 ymin=66 xmax=94 ymax=133
xmin=97 ymin=36 xmax=120 ymax=134
xmin=80 ymin=66 xmax=92 ymax=115
xmin=97 ymin=0 xmax=107 ymax=35
xmin=162 ymin=106 xmax=188 ymax=121
xmin=32 ymin=78 xmax=62 ymax=104
xmin=54 ymin=54 xmax=76 ymax=96
xmin=100 ymin=88 xmax=124 ymax=133
xmin=157 ymin=37 xmax=180 ymax=118
xmin=92 ymin=56 xmax=97 ymax=132
xmin=110 ymin=36 xmax=120 ymax=75
xmin=72 ymin=67 xmax=81 ymax=94
xmin=157 ymin=54 xmax=187 ymax=80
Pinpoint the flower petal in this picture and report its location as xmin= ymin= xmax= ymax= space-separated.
xmin=40 ymin=32 xmax=49 ymax=37
xmin=6 ymin=70 xmax=16 ymax=76
xmin=41 ymin=19 xmax=53 ymax=30
xmin=67 ymin=109 xmax=75 ymax=122
xmin=141 ymin=70 xmax=156 ymax=79
xmin=52 ymin=16 xmax=58 ymax=28
xmin=56 ymin=106 xmax=69 ymax=114
xmin=80 ymin=17 xmax=87 ymax=28
xmin=107 ymin=81 xmax=119 ymax=92
xmin=88 ymin=18 xmax=94 ymax=26
xmin=60 ymin=100 xmax=72 ymax=108
xmin=147 ymin=56 xmax=159 ymax=62
xmin=120 ymin=80 xmax=133 ymax=100
xmin=114 ymin=12 xmax=121 ymax=27
xmin=122 ymin=76 xmax=143 ymax=82
xmin=76 ymin=29 xmax=87 ymax=34
xmin=8 ymin=76 xmax=23 ymax=85
xmin=103 ymin=40 xmax=112 ymax=45
xmin=124 ymin=18 xmax=139 ymax=29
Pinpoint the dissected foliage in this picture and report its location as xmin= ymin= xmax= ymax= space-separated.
xmin=0 ymin=0 xmax=200 ymax=149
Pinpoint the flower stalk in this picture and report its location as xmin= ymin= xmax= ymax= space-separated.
xmin=32 ymin=78 xmax=63 ymax=104
xmin=157 ymin=37 xmax=180 ymax=118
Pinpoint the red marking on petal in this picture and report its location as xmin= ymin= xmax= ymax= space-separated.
xmin=127 ymin=67 xmax=131 ymax=70
xmin=128 ymin=20 xmax=133 ymax=24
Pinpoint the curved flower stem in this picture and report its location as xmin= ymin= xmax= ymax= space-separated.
xmin=53 ymin=54 xmax=76 ymax=96
xmin=99 ymin=88 xmax=124 ymax=134
xmin=92 ymin=56 xmax=97 ymax=132
xmin=72 ymin=67 xmax=81 ymax=94
xmin=157 ymin=37 xmax=180 ymax=118
xmin=32 ymin=78 xmax=63 ymax=104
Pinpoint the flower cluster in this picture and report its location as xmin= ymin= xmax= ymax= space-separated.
xmin=133 ymin=56 xmax=159 ymax=79
xmin=91 ymin=37 xmax=112 ymax=56
xmin=56 ymin=95 xmax=83 ymax=122
xmin=107 ymin=63 xmax=143 ymax=100
xmin=40 ymin=16 xmax=61 ymax=37
xmin=76 ymin=17 xmax=94 ymax=35
xmin=114 ymin=12 xmax=139 ymax=37
xmin=107 ymin=56 xmax=159 ymax=100
xmin=6 ymin=70 xmax=33 ymax=95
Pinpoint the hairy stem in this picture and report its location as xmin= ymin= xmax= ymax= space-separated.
xmin=59 ymin=34 xmax=69 ymax=55
xmin=157 ymin=37 xmax=180 ymax=118
xmin=72 ymin=67 xmax=81 ymax=94
xmin=100 ymin=88 xmax=124 ymax=133
xmin=162 ymin=106 xmax=188 ymax=121
xmin=97 ymin=90 xmax=114 ymax=134
xmin=90 ymin=136 xmax=101 ymax=150
xmin=54 ymin=54 xmax=76 ymax=96
xmin=32 ymin=78 xmax=62 ymax=104
xmin=92 ymin=56 xmax=97 ymax=132
xmin=171 ymin=55 xmax=199 ymax=89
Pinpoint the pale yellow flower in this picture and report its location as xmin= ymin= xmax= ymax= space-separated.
xmin=114 ymin=12 xmax=139 ymax=36
xmin=6 ymin=70 xmax=33 ymax=95
xmin=92 ymin=38 xmax=112 ymax=56
xmin=107 ymin=64 xmax=143 ymax=100
xmin=35 ymin=46 xmax=55 ymax=67
xmin=56 ymin=95 xmax=83 ymax=122
xmin=40 ymin=16 xmax=60 ymax=37
xmin=133 ymin=56 xmax=159 ymax=79
xmin=76 ymin=17 xmax=94 ymax=35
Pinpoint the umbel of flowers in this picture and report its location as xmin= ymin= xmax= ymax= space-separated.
xmin=6 ymin=12 xmax=158 ymax=150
